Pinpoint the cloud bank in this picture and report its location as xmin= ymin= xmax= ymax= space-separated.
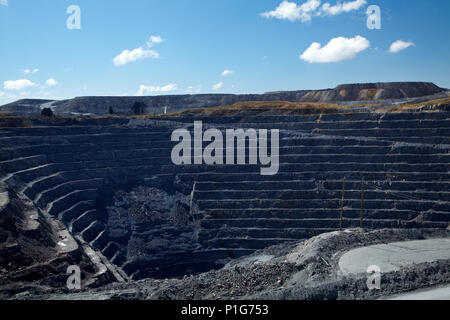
xmin=221 ymin=70 xmax=234 ymax=76
xmin=261 ymin=0 xmax=367 ymax=22
xmin=146 ymin=35 xmax=163 ymax=48
xmin=389 ymin=40 xmax=415 ymax=53
xmin=3 ymin=79 xmax=36 ymax=91
xmin=113 ymin=47 xmax=160 ymax=66
xmin=46 ymin=78 xmax=59 ymax=86
xmin=114 ymin=35 xmax=163 ymax=66
xmin=213 ymin=82 xmax=224 ymax=90
xmin=135 ymin=84 xmax=177 ymax=96
xmin=321 ymin=0 xmax=367 ymax=16
xmin=300 ymin=35 xmax=370 ymax=63
xmin=24 ymin=68 xmax=39 ymax=75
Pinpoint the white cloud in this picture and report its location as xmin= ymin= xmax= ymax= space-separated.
xmin=46 ymin=78 xmax=59 ymax=86
xmin=261 ymin=1 xmax=302 ymax=21
xmin=300 ymin=35 xmax=370 ymax=63
xmin=321 ymin=0 xmax=367 ymax=16
xmin=389 ymin=40 xmax=415 ymax=53
xmin=186 ymin=85 xmax=202 ymax=94
xmin=3 ymin=79 xmax=36 ymax=91
xmin=0 ymin=92 xmax=4 ymax=97
xmin=37 ymin=90 xmax=52 ymax=97
xmin=261 ymin=0 xmax=367 ymax=22
xmin=221 ymin=70 xmax=234 ymax=76
xmin=213 ymin=82 xmax=224 ymax=90
xmin=135 ymin=84 xmax=177 ymax=96
xmin=0 ymin=0 xmax=7 ymax=7
xmin=24 ymin=68 xmax=39 ymax=75
xmin=113 ymin=46 xmax=160 ymax=66
xmin=114 ymin=35 xmax=164 ymax=66
xmin=262 ymin=0 xmax=320 ymax=22
xmin=147 ymin=35 xmax=163 ymax=46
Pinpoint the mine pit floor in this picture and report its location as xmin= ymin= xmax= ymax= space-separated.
xmin=339 ymin=238 xmax=450 ymax=275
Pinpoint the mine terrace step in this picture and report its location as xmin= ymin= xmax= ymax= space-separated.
xmin=6 ymin=159 xmax=450 ymax=180
xmin=0 ymin=135 xmax=398 ymax=149
xmin=199 ymin=218 xmax=405 ymax=230
xmin=194 ymin=190 xmax=450 ymax=202
xmin=47 ymin=189 xmax=98 ymax=216
xmin=80 ymin=221 xmax=105 ymax=243
xmin=6 ymin=165 xmax=450 ymax=196
xmin=198 ymin=208 xmax=448 ymax=220
xmin=59 ymin=200 xmax=97 ymax=225
xmin=202 ymin=237 xmax=304 ymax=250
xmin=198 ymin=227 xmax=334 ymax=241
xmin=1 ymin=127 xmax=449 ymax=142
xmin=2 ymin=143 xmax=448 ymax=163
xmin=177 ymin=172 xmax=450 ymax=183
xmin=35 ymin=178 xmax=105 ymax=207
xmin=4 ymin=153 xmax=450 ymax=176
xmin=194 ymin=180 xmax=450 ymax=192
xmin=70 ymin=209 xmax=99 ymax=234
xmin=196 ymin=199 xmax=450 ymax=212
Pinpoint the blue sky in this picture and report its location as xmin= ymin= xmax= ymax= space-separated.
xmin=0 ymin=0 xmax=449 ymax=105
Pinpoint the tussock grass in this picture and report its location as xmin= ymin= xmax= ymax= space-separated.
xmin=159 ymin=101 xmax=353 ymax=117
xmin=353 ymin=103 xmax=381 ymax=108
xmin=0 ymin=115 xmax=33 ymax=128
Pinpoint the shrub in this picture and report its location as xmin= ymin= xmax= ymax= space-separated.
xmin=41 ymin=108 xmax=53 ymax=117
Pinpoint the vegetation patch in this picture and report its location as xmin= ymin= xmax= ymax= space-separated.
xmin=0 ymin=115 xmax=33 ymax=128
xmin=157 ymin=101 xmax=354 ymax=117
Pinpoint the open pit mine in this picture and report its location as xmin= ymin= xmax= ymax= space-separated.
xmin=0 ymin=82 xmax=449 ymax=300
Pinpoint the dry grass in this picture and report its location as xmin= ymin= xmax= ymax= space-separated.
xmin=156 ymin=101 xmax=353 ymax=117
xmin=353 ymin=103 xmax=381 ymax=108
xmin=0 ymin=115 xmax=33 ymax=128
xmin=379 ymin=96 xmax=450 ymax=113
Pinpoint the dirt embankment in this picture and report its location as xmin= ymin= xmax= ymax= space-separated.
xmin=11 ymin=228 xmax=449 ymax=300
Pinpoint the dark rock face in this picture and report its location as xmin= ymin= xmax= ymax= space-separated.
xmin=104 ymin=187 xmax=202 ymax=279
xmin=0 ymin=183 xmax=99 ymax=290
xmin=1 ymin=82 xmax=446 ymax=116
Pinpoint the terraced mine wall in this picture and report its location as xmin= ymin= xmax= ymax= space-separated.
xmin=1 ymin=110 xmax=450 ymax=280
